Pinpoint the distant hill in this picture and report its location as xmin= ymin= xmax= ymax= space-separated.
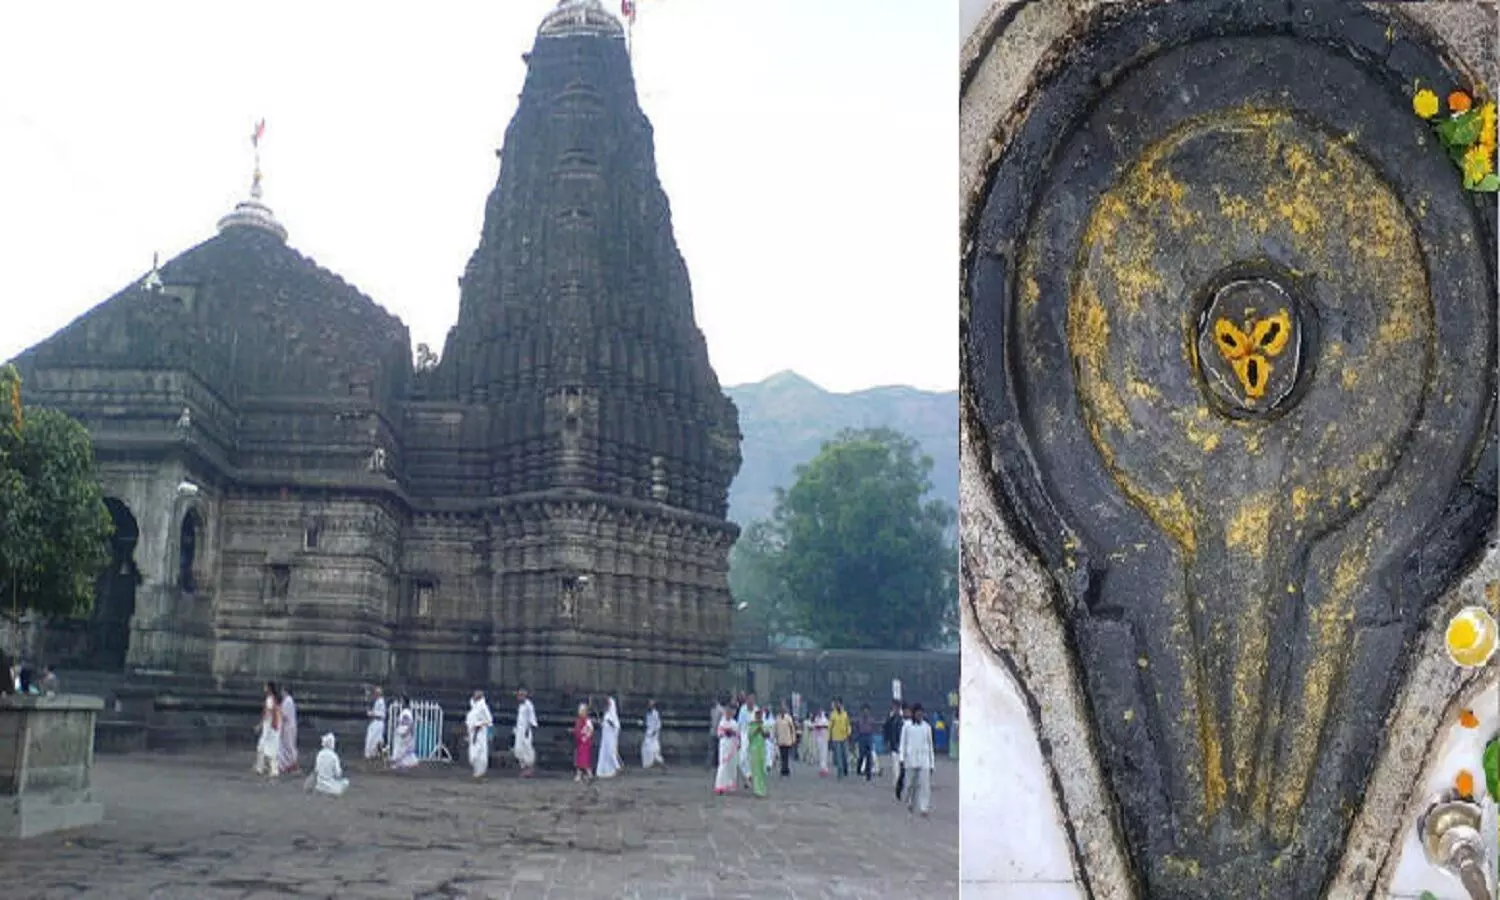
xmin=723 ymin=371 xmax=958 ymax=526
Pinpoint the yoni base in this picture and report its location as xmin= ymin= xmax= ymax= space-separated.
xmin=0 ymin=694 xmax=105 ymax=839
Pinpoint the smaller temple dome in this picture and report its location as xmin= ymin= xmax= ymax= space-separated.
xmin=216 ymin=192 xmax=287 ymax=243
xmin=538 ymin=0 xmax=624 ymax=39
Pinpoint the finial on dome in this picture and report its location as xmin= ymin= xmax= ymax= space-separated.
xmin=538 ymin=0 xmax=625 ymax=39
xmin=217 ymin=118 xmax=287 ymax=242
xmin=143 ymin=252 xmax=164 ymax=292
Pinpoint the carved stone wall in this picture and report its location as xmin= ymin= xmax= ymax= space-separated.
xmin=7 ymin=1 xmax=742 ymax=760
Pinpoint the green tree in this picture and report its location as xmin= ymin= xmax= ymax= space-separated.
xmin=0 ymin=364 xmax=112 ymax=628
xmin=728 ymin=519 xmax=792 ymax=642
xmin=744 ymin=427 xmax=955 ymax=650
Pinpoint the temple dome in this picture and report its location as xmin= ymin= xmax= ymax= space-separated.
xmin=216 ymin=195 xmax=287 ymax=242
xmin=538 ymin=0 xmax=624 ymax=39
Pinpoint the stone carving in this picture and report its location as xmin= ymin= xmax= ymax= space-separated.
xmin=175 ymin=407 xmax=191 ymax=431
xmin=7 ymin=0 xmax=741 ymax=757
xmin=963 ymin=2 xmax=1496 ymax=897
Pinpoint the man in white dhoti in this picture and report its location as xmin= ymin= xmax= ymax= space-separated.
xmin=596 ymin=696 xmax=624 ymax=778
xmin=389 ymin=701 xmax=419 ymax=770
xmin=513 ymin=688 xmax=538 ymax=777
xmin=641 ymin=699 xmax=665 ymax=769
xmin=254 ymin=681 xmax=282 ymax=780
xmin=305 ymin=733 xmax=349 ymax=796
xmin=364 ymin=687 xmax=387 ymax=760
xmin=901 ymin=704 xmax=937 ymax=816
xmin=466 ymin=690 xmax=494 ymax=778
xmin=713 ymin=707 xmax=739 ymax=794
xmin=278 ymin=687 xmax=300 ymax=774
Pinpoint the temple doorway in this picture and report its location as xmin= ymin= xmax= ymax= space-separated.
xmin=91 ymin=497 xmax=139 ymax=671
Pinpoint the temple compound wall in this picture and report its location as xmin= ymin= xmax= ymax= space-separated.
xmin=961 ymin=2 xmax=1498 ymax=898
xmin=8 ymin=0 xmax=741 ymax=762
xmin=730 ymin=649 xmax=960 ymax=717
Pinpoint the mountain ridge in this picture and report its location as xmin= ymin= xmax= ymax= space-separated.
xmin=724 ymin=371 xmax=958 ymax=526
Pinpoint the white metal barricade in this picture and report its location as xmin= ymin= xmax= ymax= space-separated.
xmin=386 ymin=699 xmax=453 ymax=763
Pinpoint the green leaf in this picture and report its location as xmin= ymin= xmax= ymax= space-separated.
xmin=1437 ymin=109 xmax=1483 ymax=147
xmin=1484 ymin=738 xmax=1499 ymax=801
xmin=1474 ymin=174 xmax=1500 ymax=193
xmin=1421 ymin=892 xmax=1439 ymax=900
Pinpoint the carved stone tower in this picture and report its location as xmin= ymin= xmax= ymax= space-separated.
xmin=420 ymin=0 xmax=742 ymax=717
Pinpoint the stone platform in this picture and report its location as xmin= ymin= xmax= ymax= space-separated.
xmin=0 ymin=750 xmax=957 ymax=899
xmin=0 ymin=694 xmax=104 ymax=839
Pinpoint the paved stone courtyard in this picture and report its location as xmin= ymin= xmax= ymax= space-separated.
xmin=1 ymin=752 xmax=956 ymax=899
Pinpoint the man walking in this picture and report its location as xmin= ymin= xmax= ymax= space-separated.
xmin=774 ymin=704 xmax=798 ymax=777
xmin=829 ymin=700 xmax=852 ymax=778
xmin=883 ymin=701 xmax=905 ymax=793
xmin=901 ymin=704 xmax=937 ymax=816
xmin=855 ymin=704 xmax=877 ymax=781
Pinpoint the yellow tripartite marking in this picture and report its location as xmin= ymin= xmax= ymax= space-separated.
xmin=1215 ymin=310 xmax=1291 ymax=399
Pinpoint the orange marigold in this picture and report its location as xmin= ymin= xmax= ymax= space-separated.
xmin=1456 ymin=769 xmax=1475 ymax=798
xmin=1450 ymin=91 xmax=1473 ymax=113
xmin=1459 ymin=709 xmax=1480 ymax=728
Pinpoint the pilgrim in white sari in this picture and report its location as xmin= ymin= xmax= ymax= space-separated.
xmin=641 ymin=704 xmax=664 ymax=769
xmin=305 ymin=733 xmax=349 ymax=796
xmin=596 ymin=697 xmax=623 ymax=778
xmin=255 ymin=688 xmax=281 ymax=779
xmin=811 ymin=710 xmax=831 ymax=776
xmin=466 ymin=692 xmax=494 ymax=778
xmin=736 ymin=702 xmax=752 ymax=782
xmin=713 ymin=712 xmax=739 ymax=794
xmin=364 ymin=690 xmax=386 ymax=759
xmin=278 ymin=691 xmax=299 ymax=774
xmin=513 ymin=692 xmax=538 ymax=774
xmin=389 ymin=706 xmax=419 ymax=770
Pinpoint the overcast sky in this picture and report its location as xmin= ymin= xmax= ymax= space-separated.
xmin=0 ymin=1 xmax=956 ymax=394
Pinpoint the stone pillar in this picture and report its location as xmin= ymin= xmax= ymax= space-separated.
xmin=0 ymin=694 xmax=104 ymax=839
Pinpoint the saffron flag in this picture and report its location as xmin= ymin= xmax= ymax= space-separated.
xmin=252 ymin=119 xmax=266 ymax=146
xmin=622 ymin=0 xmax=636 ymax=24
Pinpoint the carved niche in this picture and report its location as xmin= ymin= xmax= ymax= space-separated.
xmin=964 ymin=2 xmax=1497 ymax=897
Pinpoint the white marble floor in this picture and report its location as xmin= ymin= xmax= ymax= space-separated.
xmin=959 ymin=623 xmax=1084 ymax=898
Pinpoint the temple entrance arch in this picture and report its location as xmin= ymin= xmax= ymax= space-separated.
xmin=91 ymin=497 xmax=140 ymax=671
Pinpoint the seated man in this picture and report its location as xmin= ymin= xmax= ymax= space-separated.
xmin=306 ymin=733 xmax=350 ymax=796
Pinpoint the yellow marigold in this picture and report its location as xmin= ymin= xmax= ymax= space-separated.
xmin=1413 ymin=88 xmax=1440 ymax=119
xmin=1482 ymin=102 xmax=1497 ymax=150
xmin=1462 ymin=143 xmax=1494 ymax=184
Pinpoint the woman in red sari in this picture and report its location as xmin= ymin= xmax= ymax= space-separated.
xmin=571 ymin=703 xmax=595 ymax=783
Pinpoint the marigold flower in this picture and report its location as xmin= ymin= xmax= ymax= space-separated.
xmin=1462 ymin=143 xmax=1493 ymax=185
xmin=1482 ymin=102 xmax=1497 ymax=150
xmin=1460 ymin=709 xmax=1480 ymax=728
xmin=1449 ymin=91 xmax=1473 ymax=113
xmin=1456 ymin=769 xmax=1475 ymax=798
xmin=1414 ymin=89 xmax=1440 ymax=119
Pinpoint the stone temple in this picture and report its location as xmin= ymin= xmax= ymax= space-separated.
xmin=9 ymin=0 xmax=742 ymax=758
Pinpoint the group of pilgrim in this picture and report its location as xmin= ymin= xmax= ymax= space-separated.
xmin=253 ymin=682 xmax=665 ymax=795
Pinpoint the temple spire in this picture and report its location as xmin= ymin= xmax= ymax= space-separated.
xmin=217 ymin=118 xmax=287 ymax=242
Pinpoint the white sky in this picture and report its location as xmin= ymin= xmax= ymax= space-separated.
xmin=0 ymin=1 xmax=956 ymax=393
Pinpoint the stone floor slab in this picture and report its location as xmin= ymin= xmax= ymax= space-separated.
xmin=0 ymin=753 xmax=956 ymax=899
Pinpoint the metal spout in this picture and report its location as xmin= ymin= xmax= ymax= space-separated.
xmin=1419 ymin=797 xmax=1494 ymax=900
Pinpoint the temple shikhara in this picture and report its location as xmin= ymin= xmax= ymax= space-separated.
xmin=8 ymin=0 xmax=742 ymax=754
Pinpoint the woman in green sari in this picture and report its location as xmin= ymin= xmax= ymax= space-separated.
xmin=748 ymin=709 xmax=770 ymax=798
